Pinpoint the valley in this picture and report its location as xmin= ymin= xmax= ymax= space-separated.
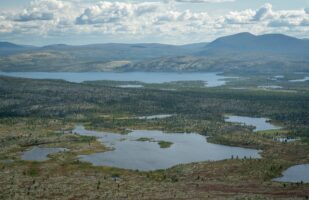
xmin=0 ymin=74 xmax=308 ymax=199
xmin=1 ymin=0 xmax=309 ymax=198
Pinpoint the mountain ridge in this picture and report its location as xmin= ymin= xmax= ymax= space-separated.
xmin=1 ymin=32 xmax=309 ymax=73
xmin=200 ymin=32 xmax=309 ymax=57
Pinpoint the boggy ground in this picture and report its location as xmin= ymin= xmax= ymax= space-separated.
xmin=0 ymin=118 xmax=309 ymax=200
xmin=0 ymin=76 xmax=309 ymax=199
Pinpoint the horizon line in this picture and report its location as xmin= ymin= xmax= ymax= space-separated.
xmin=1 ymin=32 xmax=308 ymax=47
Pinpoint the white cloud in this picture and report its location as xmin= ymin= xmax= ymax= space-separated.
xmin=13 ymin=0 xmax=68 ymax=21
xmin=268 ymin=19 xmax=297 ymax=27
xmin=267 ymin=9 xmax=308 ymax=27
xmin=224 ymin=3 xmax=275 ymax=24
xmin=74 ymin=1 xmax=211 ymax=38
xmin=223 ymin=3 xmax=309 ymax=30
xmin=301 ymin=19 xmax=309 ymax=26
xmin=0 ymin=15 xmax=13 ymax=33
xmin=0 ymin=0 xmax=308 ymax=44
xmin=175 ymin=0 xmax=235 ymax=3
xmin=75 ymin=2 xmax=162 ymax=25
xmin=252 ymin=3 xmax=273 ymax=21
xmin=3 ymin=0 xmax=82 ymax=37
xmin=224 ymin=9 xmax=255 ymax=24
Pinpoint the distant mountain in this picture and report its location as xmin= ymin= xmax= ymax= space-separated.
xmin=0 ymin=33 xmax=308 ymax=73
xmin=199 ymin=32 xmax=309 ymax=57
xmin=125 ymin=33 xmax=309 ymax=73
xmin=0 ymin=42 xmax=37 ymax=56
xmin=0 ymin=42 xmax=23 ymax=48
xmin=41 ymin=44 xmax=72 ymax=50
xmin=0 ymin=42 xmax=207 ymax=72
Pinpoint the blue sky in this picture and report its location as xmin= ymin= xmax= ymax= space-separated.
xmin=0 ymin=0 xmax=308 ymax=45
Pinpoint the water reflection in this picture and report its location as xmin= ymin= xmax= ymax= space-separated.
xmin=74 ymin=125 xmax=261 ymax=171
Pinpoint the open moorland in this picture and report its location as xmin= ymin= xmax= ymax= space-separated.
xmin=1 ymin=74 xmax=309 ymax=199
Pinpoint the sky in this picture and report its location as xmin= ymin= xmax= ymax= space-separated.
xmin=0 ymin=0 xmax=308 ymax=45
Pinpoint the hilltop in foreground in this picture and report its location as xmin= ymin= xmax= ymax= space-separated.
xmin=0 ymin=75 xmax=309 ymax=199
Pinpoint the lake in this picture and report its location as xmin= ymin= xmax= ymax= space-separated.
xmin=21 ymin=147 xmax=67 ymax=161
xmin=118 ymin=84 xmax=144 ymax=88
xmin=136 ymin=114 xmax=173 ymax=120
xmin=225 ymin=116 xmax=281 ymax=132
xmin=289 ymin=77 xmax=309 ymax=83
xmin=258 ymin=85 xmax=283 ymax=90
xmin=270 ymin=75 xmax=284 ymax=81
xmin=0 ymin=72 xmax=229 ymax=87
xmin=73 ymin=125 xmax=261 ymax=171
xmin=273 ymin=164 xmax=309 ymax=183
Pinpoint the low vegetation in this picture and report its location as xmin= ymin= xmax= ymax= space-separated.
xmin=0 ymin=75 xmax=308 ymax=199
xmin=136 ymin=137 xmax=173 ymax=148
xmin=157 ymin=141 xmax=173 ymax=148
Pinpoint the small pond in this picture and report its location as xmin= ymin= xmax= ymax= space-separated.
xmin=137 ymin=114 xmax=173 ymax=120
xmin=225 ymin=116 xmax=281 ymax=132
xmin=273 ymin=164 xmax=309 ymax=183
xmin=258 ymin=85 xmax=283 ymax=90
xmin=270 ymin=75 xmax=284 ymax=81
xmin=289 ymin=77 xmax=309 ymax=83
xmin=118 ymin=84 xmax=144 ymax=88
xmin=73 ymin=125 xmax=261 ymax=171
xmin=21 ymin=147 xmax=67 ymax=161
